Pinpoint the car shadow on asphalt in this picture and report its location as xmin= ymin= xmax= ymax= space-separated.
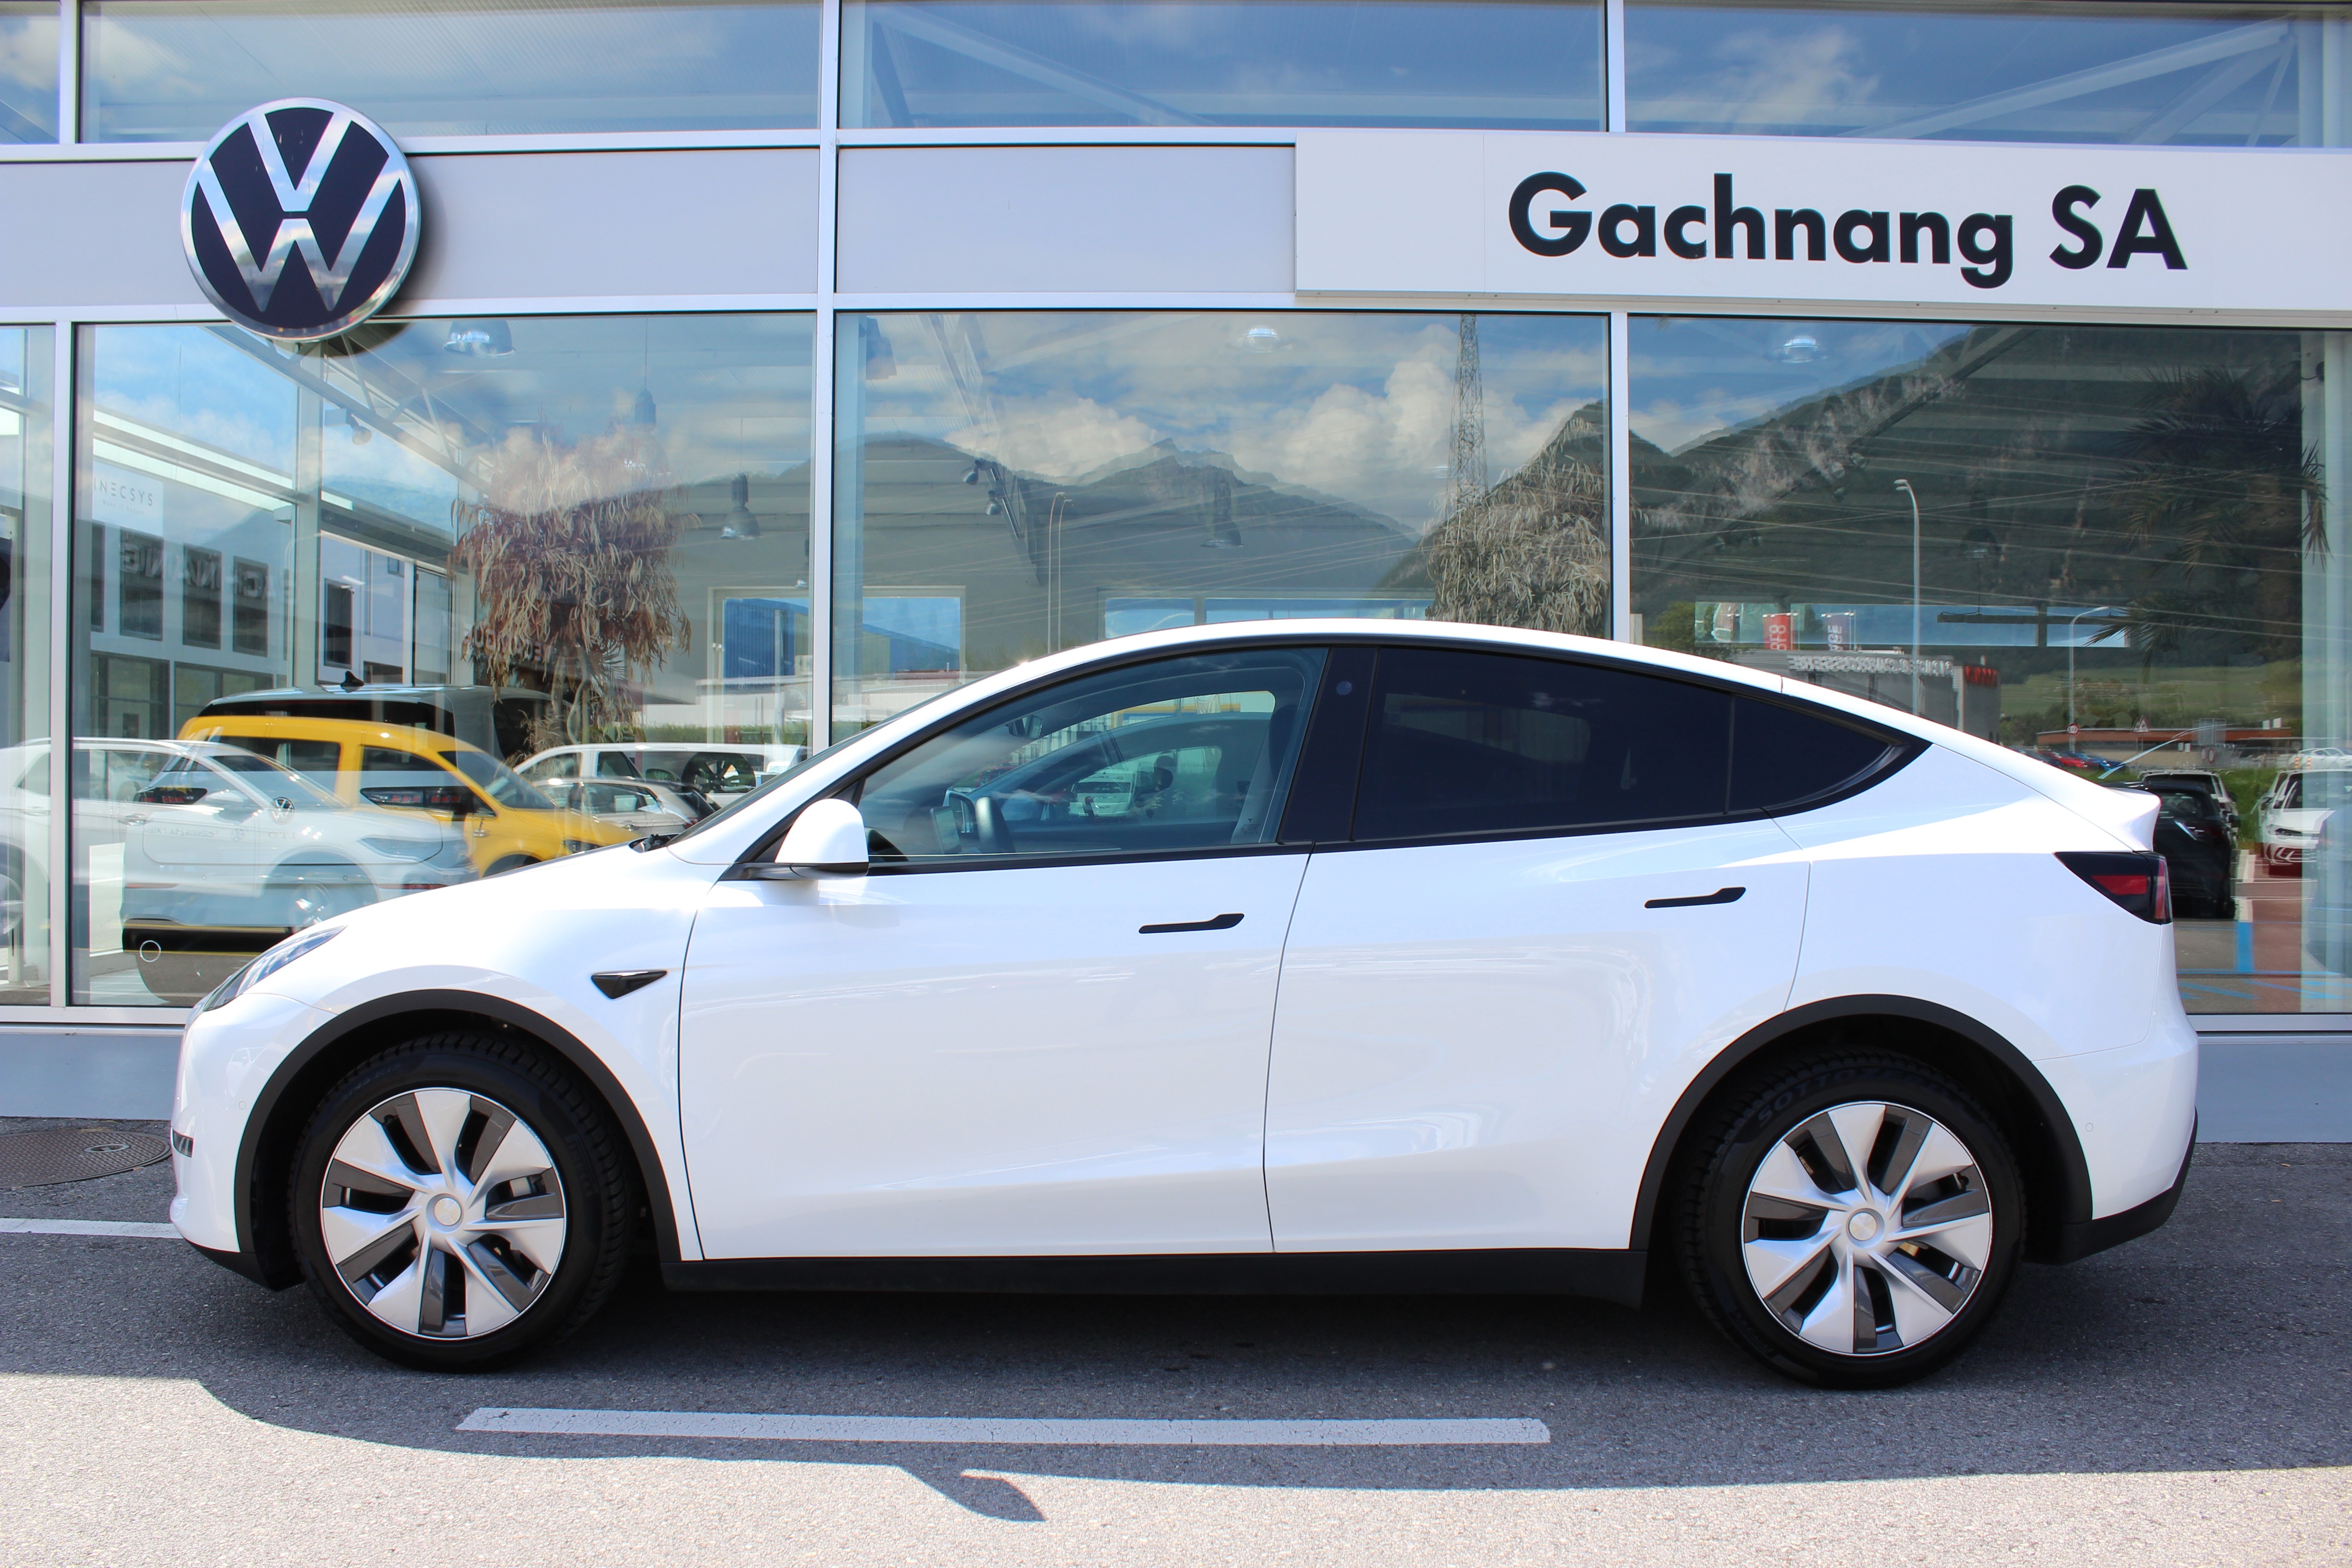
xmin=5 ymin=1143 xmax=2345 ymax=1517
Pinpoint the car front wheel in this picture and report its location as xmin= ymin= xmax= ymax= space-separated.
xmin=1678 ymin=1052 xmax=2025 ymax=1388
xmin=289 ymin=1031 xmax=635 ymax=1370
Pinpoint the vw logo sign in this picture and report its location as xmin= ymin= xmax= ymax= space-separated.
xmin=181 ymin=99 xmax=420 ymax=342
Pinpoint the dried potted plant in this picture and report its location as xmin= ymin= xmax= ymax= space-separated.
xmin=449 ymin=425 xmax=687 ymax=749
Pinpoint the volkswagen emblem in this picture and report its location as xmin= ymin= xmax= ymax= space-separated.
xmin=181 ymin=99 xmax=420 ymax=343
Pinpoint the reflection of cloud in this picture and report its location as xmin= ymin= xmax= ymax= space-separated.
xmin=949 ymin=395 xmax=1162 ymax=480
xmin=1666 ymin=24 xmax=1880 ymax=128
xmin=857 ymin=313 xmax=1607 ymax=534
xmin=0 ymin=15 xmax=52 ymax=98
xmin=1233 ymin=353 xmax=1454 ymax=501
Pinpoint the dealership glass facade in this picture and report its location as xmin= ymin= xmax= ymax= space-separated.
xmin=82 ymin=0 xmax=823 ymax=140
xmin=842 ymin=0 xmax=1605 ymax=128
xmin=1628 ymin=317 xmax=2347 ymax=1013
xmin=832 ymin=310 xmax=1607 ymax=730
xmin=0 ymin=0 xmax=2344 ymax=1026
xmin=69 ymin=316 xmax=812 ymax=1003
xmin=1628 ymin=3 xmax=2352 ymax=145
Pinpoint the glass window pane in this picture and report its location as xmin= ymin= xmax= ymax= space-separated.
xmin=844 ymin=0 xmax=1601 ymax=129
xmin=1627 ymin=314 xmax=2351 ymax=1015
xmin=834 ymin=310 xmax=1609 ymax=735
xmin=1729 ymin=695 xmax=1902 ymax=814
xmin=72 ymin=313 xmax=812 ymax=1005
xmin=0 ymin=3 xmax=58 ymax=144
xmin=853 ymin=646 xmax=1325 ymax=862
xmin=1629 ymin=2 xmax=2349 ymax=147
xmin=0 ymin=328 xmax=55 ymax=1005
xmin=83 ymin=0 xmax=820 ymax=142
xmin=1352 ymin=647 xmax=1730 ymax=840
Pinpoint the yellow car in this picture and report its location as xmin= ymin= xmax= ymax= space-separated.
xmin=174 ymin=713 xmax=637 ymax=876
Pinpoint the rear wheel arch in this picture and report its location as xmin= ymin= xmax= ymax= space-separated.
xmin=1632 ymin=996 xmax=2093 ymax=1268
xmin=230 ymin=989 xmax=680 ymax=1289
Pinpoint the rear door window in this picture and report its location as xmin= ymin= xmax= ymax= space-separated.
xmin=1350 ymin=648 xmax=1730 ymax=842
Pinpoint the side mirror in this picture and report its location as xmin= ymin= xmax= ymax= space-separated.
xmin=757 ymin=798 xmax=868 ymax=878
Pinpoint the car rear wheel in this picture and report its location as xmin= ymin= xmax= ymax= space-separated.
xmin=1677 ymin=1052 xmax=2025 ymax=1388
xmin=289 ymin=1031 xmax=635 ymax=1370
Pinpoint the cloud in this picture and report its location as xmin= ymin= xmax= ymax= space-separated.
xmin=948 ymin=394 xmax=1163 ymax=481
xmin=1638 ymin=23 xmax=1882 ymax=131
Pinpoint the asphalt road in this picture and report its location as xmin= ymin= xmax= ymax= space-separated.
xmin=0 ymin=1119 xmax=2346 ymax=1566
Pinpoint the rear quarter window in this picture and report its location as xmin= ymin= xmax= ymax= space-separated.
xmin=1728 ymin=697 xmax=1907 ymax=815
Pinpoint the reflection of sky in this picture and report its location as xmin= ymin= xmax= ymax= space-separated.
xmin=1628 ymin=4 xmax=2309 ymax=143
xmin=83 ymin=0 xmax=820 ymax=138
xmin=851 ymin=311 xmax=1607 ymax=534
xmin=848 ymin=0 xmax=1602 ymax=128
xmin=0 ymin=6 xmax=57 ymax=142
xmin=91 ymin=316 xmax=815 ymax=535
xmin=90 ymin=326 xmax=298 ymax=475
xmin=1628 ymin=317 xmax=1970 ymax=455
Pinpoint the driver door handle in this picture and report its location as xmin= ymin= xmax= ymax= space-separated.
xmin=1139 ymin=912 xmax=1244 ymax=934
xmin=1644 ymin=887 xmax=1745 ymax=909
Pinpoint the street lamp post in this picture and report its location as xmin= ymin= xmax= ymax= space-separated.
xmin=1894 ymin=480 xmax=1921 ymax=714
xmin=2068 ymin=604 xmax=2114 ymax=737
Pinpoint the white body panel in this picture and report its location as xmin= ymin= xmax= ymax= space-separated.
xmin=169 ymin=622 xmax=2200 ymax=1294
xmin=1781 ymin=745 xmax=2168 ymax=1061
xmin=2037 ymin=1005 xmax=2201 ymax=1219
xmin=679 ymin=853 xmax=1308 ymax=1258
xmin=1266 ymin=822 xmax=1808 ymax=1252
xmin=172 ymin=845 xmax=712 ymax=1259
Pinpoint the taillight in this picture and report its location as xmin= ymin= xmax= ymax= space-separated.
xmin=2057 ymin=851 xmax=2171 ymax=924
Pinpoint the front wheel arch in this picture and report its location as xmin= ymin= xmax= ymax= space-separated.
xmin=1632 ymin=996 xmax=2094 ymax=1270
xmin=231 ymin=991 xmax=681 ymax=1291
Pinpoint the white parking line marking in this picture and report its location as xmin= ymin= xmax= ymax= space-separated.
xmin=0 ymin=1217 xmax=179 ymax=1238
xmin=460 ymin=1408 xmax=1549 ymax=1446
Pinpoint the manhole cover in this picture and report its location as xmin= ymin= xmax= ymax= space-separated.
xmin=0 ymin=1127 xmax=171 ymax=1187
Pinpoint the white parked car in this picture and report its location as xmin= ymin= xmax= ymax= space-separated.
xmin=516 ymin=743 xmax=802 ymax=807
xmin=170 ymin=622 xmax=2196 ymax=1387
xmin=2257 ymin=748 xmax=2352 ymax=868
xmin=0 ymin=739 xmax=472 ymax=1004
xmin=534 ymin=776 xmax=704 ymax=835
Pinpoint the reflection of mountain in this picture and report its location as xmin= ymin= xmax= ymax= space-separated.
xmin=855 ymin=433 xmax=1424 ymax=669
xmin=1629 ymin=325 xmax=2313 ymax=669
xmin=1417 ymin=400 xmax=1609 ymax=637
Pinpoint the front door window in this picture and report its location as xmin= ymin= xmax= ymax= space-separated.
xmin=851 ymin=646 xmax=1325 ymax=863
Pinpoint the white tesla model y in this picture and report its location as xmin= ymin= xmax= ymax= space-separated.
xmin=169 ymin=622 xmax=2196 ymax=1387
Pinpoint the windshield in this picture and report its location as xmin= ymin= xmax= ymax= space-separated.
xmin=2288 ymin=769 xmax=2352 ymax=811
xmin=2155 ymin=791 xmax=2213 ymax=822
xmin=437 ymin=749 xmax=557 ymax=810
xmin=158 ymin=749 xmax=346 ymax=809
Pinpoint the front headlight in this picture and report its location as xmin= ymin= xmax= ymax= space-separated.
xmin=190 ymin=925 xmax=343 ymax=1018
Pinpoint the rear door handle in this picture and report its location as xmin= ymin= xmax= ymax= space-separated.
xmin=1139 ymin=912 xmax=1245 ymax=934
xmin=1644 ymin=886 xmax=1745 ymax=909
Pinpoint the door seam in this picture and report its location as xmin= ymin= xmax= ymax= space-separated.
xmin=1258 ymin=851 xmax=1316 ymax=1251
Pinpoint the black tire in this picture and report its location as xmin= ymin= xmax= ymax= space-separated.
xmin=288 ymin=1029 xmax=636 ymax=1371
xmin=1677 ymin=1051 xmax=2026 ymax=1389
xmin=485 ymin=854 xmax=539 ymax=877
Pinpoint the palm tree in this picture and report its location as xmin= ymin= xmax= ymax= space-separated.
xmin=2110 ymin=366 xmax=2321 ymax=664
